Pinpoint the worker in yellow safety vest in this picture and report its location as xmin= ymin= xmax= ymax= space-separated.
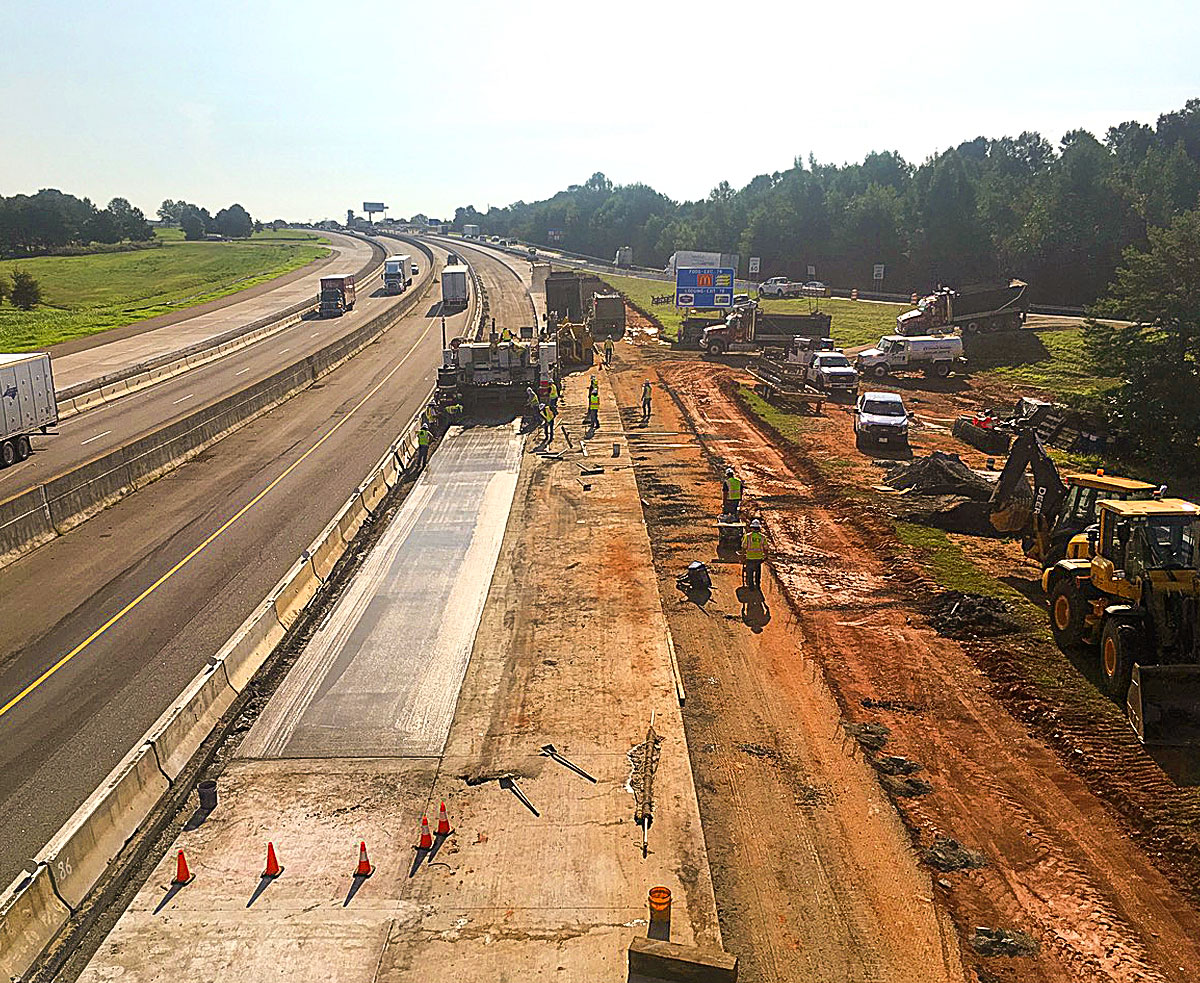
xmin=501 ymin=327 xmax=514 ymax=341
xmin=417 ymin=424 xmax=432 ymax=469
xmin=589 ymin=375 xmax=599 ymax=396
xmin=722 ymin=467 xmax=743 ymax=517
xmin=741 ymin=519 xmax=766 ymax=590
xmin=540 ymin=402 xmax=556 ymax=443
xmin=546 ymin=379 xmax=560 ymax=412
xmin=603 ymin=336 xmax=614 ymax=365
xmin=586 ymin=388 xmax=600 ymax=429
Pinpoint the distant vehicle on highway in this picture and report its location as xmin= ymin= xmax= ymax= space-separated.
xmin=441 ymin=264 xmax=470 ymax=310
xmin=318 ymin=274 xmax=356 ymax=317
xmin=854 ymin=391 xmax=910 ymax=449
xmin=803 ymin=280 xmax=828 ymax=295
xmin=382 ymin=254 xmax=413 ymax=294
xmin=410 ymin=262 xmax=419 ymax=275
xmin=0 ymin=352 xmax=57 ymax=467
xmin=758 ymin=276 xmax=808 ymax=298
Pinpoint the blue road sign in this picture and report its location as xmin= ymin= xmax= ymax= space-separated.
xmin=676 ymin=267 xmax=735 ymax=309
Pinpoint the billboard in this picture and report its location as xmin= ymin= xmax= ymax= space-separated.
xmin=675 ymin=267 xmax=735 ymax=309
xmin=363 ymin=201 xmax=386 ymax=212
xmin=547 ymin=228 xmax=564 ymax=243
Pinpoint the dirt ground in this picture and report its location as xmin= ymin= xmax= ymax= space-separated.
xmin=608 ymin=321 xmax=1200 ymax=983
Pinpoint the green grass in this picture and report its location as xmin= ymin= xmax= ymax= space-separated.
xmin=755 ymin=295 xmax=903 ymax=349
xmin=893 ymin=521 xmax=1022 ymax=600
xmin=968 ymin=327 xmax=1118 ymax=401
xmin=737 ymin=384 xmax=819 ymax=444
xmin=0 ymin=231 xmax=329 ymax=350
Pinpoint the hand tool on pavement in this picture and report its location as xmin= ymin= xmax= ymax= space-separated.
xmin=539 ymin=743 xmax=598 ymax=783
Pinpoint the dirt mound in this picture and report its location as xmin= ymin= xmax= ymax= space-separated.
xmin=886 ymin=451 xmax=994 ymax=501
xmin=894 ymin=495 xmax=1001 ymax=538
xmin=926 ymin=591 xmax=1019 ymax=639
xmin=922 ymin=835 xmax=988 ymax=872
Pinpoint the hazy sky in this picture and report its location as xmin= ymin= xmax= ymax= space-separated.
xmin=2 ymin=0 xmax=1196 ymax=222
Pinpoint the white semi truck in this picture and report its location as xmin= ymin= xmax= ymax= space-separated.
xmin=0 ymin=352 xmax=57 ymax=467
xmin=383 ymin=254 xmax=413 ymax=294
xmin=462 ymin=224 xmax=480 ymax=239
xmin=441 ymin=264 xmax=470 ymax=310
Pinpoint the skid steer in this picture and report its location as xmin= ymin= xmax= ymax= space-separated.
xmin=1042 ymin=498 xmax=1200 ymax=744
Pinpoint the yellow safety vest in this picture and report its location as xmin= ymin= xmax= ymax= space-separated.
xmin=548 ymin=383 xmax=559 ymax=400
xmin=541 ymin=404 xmax=554 ymax=422
xmin=501 ymin=328 xmax=513 ymax=340
xmin=589 ymin=392 xmax=600 ymax=410
xmin=724 ymin=476 xmax=742 ymax=500
xmin=642 ymin=383 xmax=651 ymax=401
xmin=418 ymin=428 xmax=431 ymax=447
xmin=604 ymin=338 xmax=613 ymax=350
xmin=742 ymin=531 xmax=765 ymax=560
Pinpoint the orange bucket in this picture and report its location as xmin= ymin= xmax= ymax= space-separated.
xmin=648 ymin=886 xmax=672 ymax=919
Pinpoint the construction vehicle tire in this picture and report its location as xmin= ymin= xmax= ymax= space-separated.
xmin=16 ymin=435 xmax=31 ymax=461
xmin=965 ymin=321 xmax=980 ymax=334
xmin=1049 ymin=578 xmax=1087 ymax=650
xmin=1099 ymin=617 xmax=1137 ymax=699
xmin=871 ymin=364 xmax=889 ymax=379
xmin=0 ymin=440 xmax=14 ymax=468
xmin=933 ymin=361 xmax=951 ymax=378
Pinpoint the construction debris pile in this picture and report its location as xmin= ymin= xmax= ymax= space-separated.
xmin=884 ymin=452 xmax=993 ymax=500
xmin=926 ymin=590 xmax=1019 ymax=639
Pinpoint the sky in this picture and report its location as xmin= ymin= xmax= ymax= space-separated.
xmin=1 ymin=0 xmax=1197 ymax=223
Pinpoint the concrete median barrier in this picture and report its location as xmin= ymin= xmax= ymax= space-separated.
xmin=0 ymin=485 xmax=56 ymax=566
xmin=309 ymin=516 xmax=348 ymax=583
xmin=218 ymin=598 xmax=286 ymax=693
xmin=336 ymin=493 xmax=369 ymax=545
xmin=43 ymin=448 xmax=134 ymax=533
xmin=360 ymin=470 xmax=390 ymax=514
xmin=381 ymin=449 xmax=401 ymax=487
xmin=272 ymin=555 xmax=321 ymax=630
xmin=37 ymin=743 xmax=170 ymax=910
xmin=0 ymin=865 xmax=70 ymax=982
xmin=145 ymin=665 xmax=238 ymax=781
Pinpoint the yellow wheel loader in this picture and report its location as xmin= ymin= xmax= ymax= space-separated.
xmin=1042 ymin=499 xmax=1200 ymax=744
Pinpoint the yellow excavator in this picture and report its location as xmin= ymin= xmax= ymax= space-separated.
xmin=1042 ymin=498 xmax=1200 ymax=744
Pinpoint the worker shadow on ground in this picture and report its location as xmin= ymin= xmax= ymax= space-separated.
xmin=737 ymin=586 xmax=771 ymax=631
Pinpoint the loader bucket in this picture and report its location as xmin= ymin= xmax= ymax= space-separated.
xmin=1127 ymin=664 xmax=1200 ymax=745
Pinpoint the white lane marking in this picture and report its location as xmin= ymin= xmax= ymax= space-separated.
xmin=310 ymin=332 xmax=320 ymax=337
xmin=172 ymin=393 xmax=195 ymax=405
xmin=236 ymin=367 xmax=252 ymax=375
xmin=279 ymin=348 xmax=290 ymax=354
xmin=80 ymin=430 xmax=112 ymax=446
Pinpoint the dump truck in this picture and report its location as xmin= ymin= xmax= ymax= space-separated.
xmin=989 ymin=425 xmax=1158 ymax=567
xmin=896 ymin=279 xmax=1029 ymax=336
xmin=699 ymin=307 xmax=832 ymax=355
xmin=614 ymin=246 xmax=633 ymax=267
xmin=383 ymin=254 xmax=413 ymax=294
xmin=1042 ymin=498 xmax=1200 ymax=744
xmin=0 ymin=352 xmax=57 ymax=467
xmin=589 ymin=293 xmax=626 ymax=340
xmin=318 ymin=275 xmax=356 ymax=317
xmin=441 ymin=265 xmax=469 ymax=310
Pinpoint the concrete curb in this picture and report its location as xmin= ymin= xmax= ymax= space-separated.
xmin=0 ymin=240 xmax=438 ymax=573
xmin=0 ymin=866 xmax=70 ymax=982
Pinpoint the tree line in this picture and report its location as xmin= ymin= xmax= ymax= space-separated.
xmin=0 ymin=189 xmax=154 ymax=257
xmin=156 ymin=200 xmax=258 ymax=240
xmin=452 ymin=99 xmax=1200 ymax=307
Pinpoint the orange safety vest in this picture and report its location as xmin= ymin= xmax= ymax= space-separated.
xmin=742 ymin=530 xmax=765 ymax=560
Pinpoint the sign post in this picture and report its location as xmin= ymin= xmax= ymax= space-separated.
xmin=363 ymin=202 xmax=386 ymax=223
xmin=807 ymin=264 xmax=816 ymax=278
xmin=748 ymin=257 xmax=760 ymax=295
xmin=873 ymin=264 xmax=885 ymax=290
xmin=675 ymin=267 xmax=736 ymax=310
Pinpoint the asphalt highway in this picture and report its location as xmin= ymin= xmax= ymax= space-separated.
xmin=0 ymin=244 xmax=533 ymax=886
xmin=0 ymin=235 xmax=431 ymax=498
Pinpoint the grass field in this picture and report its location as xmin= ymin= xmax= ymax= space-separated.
xmin=967 ymin=327 xmax=1118 ymax=402
xmin=597 ymin=271 xmax=903 ymax=347
xmin=0 ymin=230 xmax=330 ymax=351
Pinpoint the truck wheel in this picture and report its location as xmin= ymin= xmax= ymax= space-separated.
xmin=933 ymin=361 xmax=951 ymax=378
xmin=1099 ymin=617 xmax=1138 ymax=699
xmin=1048 ymin=578 xmax=1087 ymax=650
xmin=15 ymin=436 xmax=31 ymax=461
xmin=0 ymin=440 xmax=14 ymax=468
xmin=965 ymin=321 xmax=980 ymax=334
xmin=707 ymin=342 xmax=724 ymax=355
xmin=871 ymin=364 xmax=889 ymax=379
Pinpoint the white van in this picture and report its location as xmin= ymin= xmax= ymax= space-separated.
xmin=855 ymin=334 xmax=966 ymax=379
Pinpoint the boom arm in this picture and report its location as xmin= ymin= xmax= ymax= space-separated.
xmin=989 ymin=429 xmax=1067 ymax=537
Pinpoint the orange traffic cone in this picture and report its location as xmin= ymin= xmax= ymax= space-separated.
xmin=417 ymin=815 xmax=433 ymax=850
xmin=172 ymin=849 xmax=194 ymax=885
xmin=435 ymin=801 xmax=452 ymax=836
xmin=262 ymin=842 xmax=283 ymax=878
xmin=355 ymin=840 xmax=374 ymax=878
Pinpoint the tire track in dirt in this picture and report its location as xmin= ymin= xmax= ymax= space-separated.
xmin=644 ymin=356 xmax=1200 ymax=983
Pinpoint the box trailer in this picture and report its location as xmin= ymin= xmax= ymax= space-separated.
xmin=319 ymin=275 xmax=356 ymax=317
xmin=463 ymin=224 xmax=480 ymax=239
xmin=441 ymin=265 xmax=470 ymax=309
xmin=383 ymin=254 xmax=413 ymax=294
xmin=0 ymin=352 xmax=57 ymax=467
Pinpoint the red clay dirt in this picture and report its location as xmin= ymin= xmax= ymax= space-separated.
xmin=609 ymin=341 xmax=1200 ymax=983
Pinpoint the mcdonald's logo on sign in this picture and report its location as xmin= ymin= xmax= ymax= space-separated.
xmin=675 ymin=266 xmax=736 ymax=309
xmin=697 ymin=273 xmax=713 ymax=287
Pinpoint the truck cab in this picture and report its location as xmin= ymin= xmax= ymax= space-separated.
xmin=318 ymin=275 xmax=356 ymax=317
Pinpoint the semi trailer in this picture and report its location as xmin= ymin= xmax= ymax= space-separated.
xmin=383 ymin=255 xmax=413 ymax=294
xmin=318 ymin=275 xmax=356 ymax=317
xmin=441 ymin=265 xmax=470 ymax=309
xmin=0 ymin=352 xmax=57 ymax=467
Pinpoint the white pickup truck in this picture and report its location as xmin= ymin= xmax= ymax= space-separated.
xmin=803 ymin=350 xmax=859 ymax=396
xmin=855 ymin=334 xmax=967 ymax=379
xmin=757 ymin=276 xmax=806 ymax=298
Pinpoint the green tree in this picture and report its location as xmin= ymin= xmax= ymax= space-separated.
xmin=84 ymin=209 xmax=121 ymax=244
xmin=106 ymin=197 xmax=153 ymax=240
xmin=214 ymin=203 xmax=253 ymax=238
xmin=1086 ymin=209 xmax=1200 ymax=476
xmin=0 ymin=272 xmax=8 ymax=305
xmin=10 ymin=269 xmax=42 ymax=310
xmin=180 ymin=205 xmax=209 ymax=240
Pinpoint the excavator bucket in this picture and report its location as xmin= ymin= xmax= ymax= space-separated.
xmin=1127 ymin=664 xmax=1200 ymax=745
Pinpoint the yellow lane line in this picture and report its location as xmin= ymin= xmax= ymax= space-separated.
xmin=0 ymin=319 xmax=435 ymax=721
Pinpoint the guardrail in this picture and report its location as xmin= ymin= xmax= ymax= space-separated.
xmin=0 ymin=239 xmax=438 ymax=571
xmin=0 ymin=401 xmax=435 ymax=983
xmin=56 ymin=233 xmax=388 ymax=421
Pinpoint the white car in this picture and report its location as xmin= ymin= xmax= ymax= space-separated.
xmin=854 ymin=391 xmax=910 ymax=449
xmin=411 ymin=263 xmax=419 ymax=275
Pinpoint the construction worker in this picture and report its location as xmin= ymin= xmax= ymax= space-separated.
xmin=587 ymin=387 xmax=600 ymax=429
xmin=546 ymin=379 xmax=560 ymax=413
xmin=589 ymin=374 xmax=599 ymax=397
xmin=417 ymin=423 xmax=432 ymax=469
xmin=540 ymin=401 xmax=556 ymax=443
xmin=445 ymin=400 xmax=464 ymax=420
xmin=525 ymin=386 xmax=540 ymax=432
xmin=641 ymin=380 xmax=652 ymax=423
xmin=425 ymin=401 xmax=439 ymax=430
xmin=742 ymin=519 xmax=766 ymax=590
xmin=722 ymin=467 xmax=743 ymax=517
xmin=501 ymin=326 xmax=514 ymax=342
xmin=603 ymin=336 xmax=614 ymax=365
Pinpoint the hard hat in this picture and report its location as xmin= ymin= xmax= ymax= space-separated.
xmin=725 ymin=467 xmax=734 ymax=476
xmin=751 ymin=519 xmax=762 ymax=529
